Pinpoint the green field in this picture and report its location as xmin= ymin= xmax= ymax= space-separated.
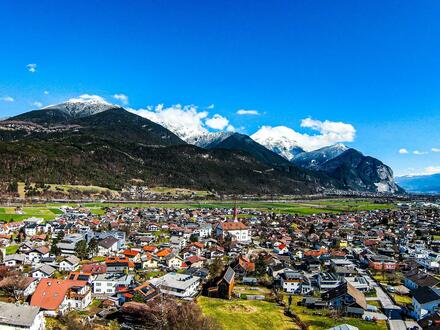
xmin=0 ymin=206 xmax=63 ymax=222
xmin=198 ymin=296 xmax=298 ymax=330
xmin=5 ymin=245 xmax=19 ymax=255
xmin=0 ymin=198 xmax=395 ymax=221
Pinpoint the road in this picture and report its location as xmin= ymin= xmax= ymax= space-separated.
xmin=358 ymin=268 xmax=419 ymax=330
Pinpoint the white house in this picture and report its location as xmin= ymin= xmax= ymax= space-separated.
xmin=150 ymin=273 xmax=201 ymax=298
xmin=164 ymin=253 xmax=184 ymax=269
xmin=0 ymin=302 xmax=45 ymax=330
xmin=215 ymin=222 xmax=250 ymax=243
xmin=32 ymin=264 xmax=56 ymax=279
xmin=93 ymin=274 xmax=134 ymax=296
xmin=97 ymin=236 xmax=119 ymax=256
xmin=4 ymin=254 xmax=26 ymax=268
xmin=411 ymin=286 xmax=440 ymax=320
xmin=280 ymin=271 xmax=312 ymax=294
xmin=59 ymin=256 xmax=81 ymax=272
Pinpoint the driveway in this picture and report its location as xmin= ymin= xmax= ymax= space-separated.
xmin=359 ymin=269 xmax=408 ymax=330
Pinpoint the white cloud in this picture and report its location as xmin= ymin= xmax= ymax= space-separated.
xmin=113 ymin=93 xmax=129 ymax=105
xmin=226 ymin=124 xmax=236 ymax=132
xmin=206 ymin=104 xmax=215 ymax=109
xmin=251 ymin=117 xmax=355 ymax=153
xmin=0 ymin=96 xmax=14 ymax=102
xmin=26 ymin=63 xmax=37 ymax=73
xmin=399 ymin=148 xmax=409 ymax=154
xmin=432 ymin=148 xmax=440 ymax=153
xmin=205 ymin=114 xmax=229 ymax=130
xmin=43 ymin=91 xmax=49 ymax=95
xmin=402 ymin=166 xmax=440 ymax=177
xmin=424 ymin=166 xmax=440 ymax=175
xmin=237 ymin=109 xmax=259 ymax=115
xmin=129 ymin=104 xmax=209 ymax=141
xmin=32 ymin=101 xmax=43 ymax=108
xmin=413 ymin=150 xmax=427 ymax=155
xmin=68 ymin=94 xmax=109 ymax=104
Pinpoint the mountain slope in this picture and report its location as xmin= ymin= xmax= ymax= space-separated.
xmin=10 ymin=98 xmax=116 ymax=125
xmin=317 ymin=149 xmax=401 ymax=193
xmin=293 ymin=144 xmax=348 ymax=170
xmin=396 ymin=174 xmax=440 ymax=194
xmin=0 ymin=105 xmax=332 ymax=194
xmin=205 ymin=132 xmax=292 ymax=168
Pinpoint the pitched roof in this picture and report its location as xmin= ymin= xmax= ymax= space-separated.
xmin=30 ymin=278 xmax=88 ymax=310
xmin=222 ymin=267 xmax=235 ymax=284
xmin=219 ymin=222 xmax=247 ymax=230
xmin=413 ymin=286 xmax=440 ymax=305
xmin=99 ymin=236 xmax=119 ymax=248
xmin=81 ymin=263 xmax=107 ymax=274
xmin=0 ymin=302 xmax=41 ymax=328
xmin=406 ymin=272 xmax=440 ymax=287
xmin=64 ymin=255 xmax=81 ymax=265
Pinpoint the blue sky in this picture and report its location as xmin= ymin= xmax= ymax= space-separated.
xmin=1 ymin=0 xmax=440 ymax=176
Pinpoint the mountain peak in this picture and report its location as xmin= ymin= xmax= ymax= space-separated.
xmin=43 ymin=94 xmax=119 ymax=119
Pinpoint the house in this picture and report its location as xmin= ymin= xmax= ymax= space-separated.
xmin=105 ymin=256 xmax=134 ymax=273
xmin=344 ymin=276 xmax=370 ymax=292
xmin=164 ymin=253 xmax=184 ymax=269
xmin=215 ymin=222 xmax=250 ymax=243
xmin=59 ymin=255 xmax=81 ymax=272
xmin=367 ymin=255 xmax=399 ymax=271
xmin=150 ymin=272 xmax=201 ymax=298
xmin=26 ymin=246 xmax=50 ymax=265
xmin=4 ymin=254 xmax=26 ymax=268
xmin=280 ymin=271 xmax=312 ymax=295
xmin=95 ymin=231 xmax=126 ymax=249
xmin=140 ymin=253 xmax=159 ymax=269
xmin=411 ymin=286 xmax=440 ymax=320
xmin=0 ymin=276 xmax=38 ymax=298
xmin=122 ymin=249 xmax=141 ymax=262
xmin=318 ymin=272 xmax=342 ymax=291
xmin=132 ymin=282 xmax=160 ymax=302
xmin=0 ymin=301 xmax=44 ymax=330
xmin=81 ymin=263 xmax=107 ymax=275
xmin=322 ymin=282 xmax=367 ymax=316
xmin=32 ymin=264 xmax=56 ymax=279
xmin=231 ymin=255 xmax=255 ymax=277
xmin=97 ymin=236 xmax=119 ymax=256
xmin=57 ymin=234 xmax=85 ymax=256
xmin=203 ymin=266 xmax=235 ymax=299
xmin=273 ymin=243 xmax=289 ymax=255
xmin=30 ymin=278 xmax=92 ymax=315
xmin=93 ymin=273 xmax=134 ymax=296
xmin=405 ymin=271 xmax=440 ymax=290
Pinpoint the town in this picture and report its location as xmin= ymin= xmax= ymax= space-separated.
xmin=0 ymin=199 xmax=438 ymax=330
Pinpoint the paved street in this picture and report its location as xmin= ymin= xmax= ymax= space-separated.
xmin=360 ymin=269 xmax=417 ymax=330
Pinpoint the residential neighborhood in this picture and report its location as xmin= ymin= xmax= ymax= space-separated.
xmin=0 ymin=200 xmax=439 ymax=329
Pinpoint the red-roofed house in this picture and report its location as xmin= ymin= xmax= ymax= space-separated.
xmin=30 ymin=278 xmax=92 ymax=315
xmin=215 ymin=221 xmax=250 ymax=243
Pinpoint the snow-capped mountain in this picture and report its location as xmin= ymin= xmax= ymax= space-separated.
xmin=43 ymin=95 xmax=118 ymax=119
xmin=293 ymin=143 xmax=349 ymax=170
xmin=186 ymin=131 xmax=234 ymax=147
xmin=251 ymin=126 xmax=305 ymax=160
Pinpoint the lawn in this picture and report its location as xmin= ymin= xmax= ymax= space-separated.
xmin=5 ymin=245 xmax=19 ymax=255
xmin=367 ymin=300 xmax=382 ymax=308
xmin=198 ymin=296 xmax=299 ymax=330
xmin=0 ymin=206 xmax=62 ymax=222
xmin=392 ymin=293 xmax=412 ymax=305
xmin=288 ymin=296 xmax=387 ymax=330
